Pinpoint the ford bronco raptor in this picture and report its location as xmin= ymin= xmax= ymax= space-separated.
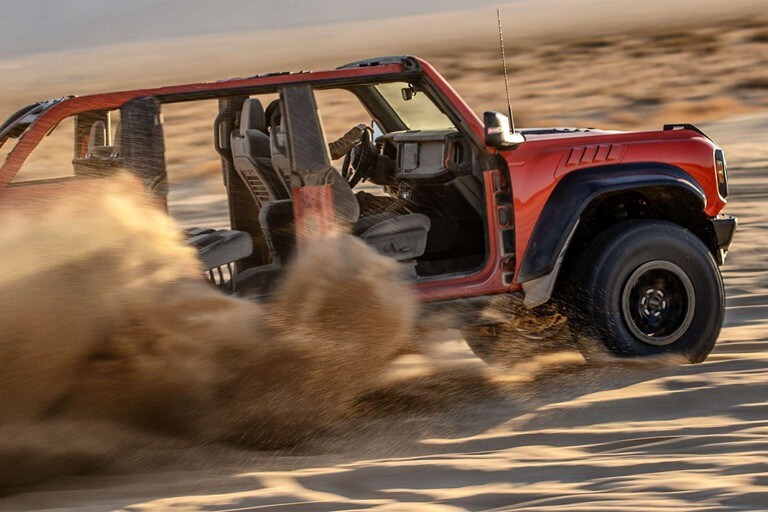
xmin=0 ymin=56 xmax=736 ymax=363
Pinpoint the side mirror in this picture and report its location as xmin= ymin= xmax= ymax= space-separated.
xmin=484 ymin=111 xmax=524 ymax=148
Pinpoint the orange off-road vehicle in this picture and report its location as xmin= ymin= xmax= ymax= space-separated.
xmin=0 ymin=56 xmax=735 ymax=363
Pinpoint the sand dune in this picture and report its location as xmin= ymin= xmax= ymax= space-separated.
xmin=1 ymin=112 xmax=765 ymax=510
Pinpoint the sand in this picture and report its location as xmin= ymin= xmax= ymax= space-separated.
xmin=1 ymin=1 xmax=768 ymax=510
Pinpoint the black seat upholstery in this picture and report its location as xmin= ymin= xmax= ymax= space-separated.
xmin=258 ymin=199 xmax=430 ymax=263
xmin=234 ymin=98 xmax=431 ymax=264
xmin=230 ymin=98 xmax=291 ymax=202
xmin=258 ymin=199 xmax=295 ymax=263
xmin=353 ymin=212 xmax=431 ymax=260
xmin=184 ymin=227 xmax=253 ymax=271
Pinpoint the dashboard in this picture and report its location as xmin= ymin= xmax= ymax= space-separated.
xmin=377 ymin=129 xmax=472 ymax=183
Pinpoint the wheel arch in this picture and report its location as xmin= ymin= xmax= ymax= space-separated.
xmin=518 ymin=163 xmax=717 ymax=308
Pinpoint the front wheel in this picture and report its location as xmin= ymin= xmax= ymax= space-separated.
xmin=566 ymin=220 xmax=724 ymax=363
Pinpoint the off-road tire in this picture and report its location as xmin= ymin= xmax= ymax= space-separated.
xmin=565 ymin=219 xmax=724 ymax=363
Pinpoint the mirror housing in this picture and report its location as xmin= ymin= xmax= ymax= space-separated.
xmin=484 ymin=111 xmax=525 ymax=148
xmin=401 ymin=85 xmax=417 ymax=101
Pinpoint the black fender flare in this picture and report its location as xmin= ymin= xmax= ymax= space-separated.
xmin=517 ymin=163 xmax=707 ymax=306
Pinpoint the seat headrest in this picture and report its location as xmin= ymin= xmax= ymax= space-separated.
xmin=265 ymin=99 xmax=281 ymax=131
xmin=88 ymin=121 xmax=106 ymax=152
xmin=240 ymin=98 xmax=266 ymax=136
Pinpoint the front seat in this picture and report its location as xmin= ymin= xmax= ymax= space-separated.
xmin=73 ymin=120 xmax=122 ymax=177
xmin=251 ymin=99 xmax=431 ymax=263
xmin=230 ymin=98 xmax=291 ymax=203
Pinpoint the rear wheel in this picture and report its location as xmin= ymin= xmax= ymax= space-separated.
xmin=565 ymin=220 xmax=724 ymax=363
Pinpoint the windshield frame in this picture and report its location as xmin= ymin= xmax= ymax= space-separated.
xmin=372 ymin=82 xmax=456 ymax=131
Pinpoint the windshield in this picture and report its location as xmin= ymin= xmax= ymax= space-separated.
xmin=375 ymin=82 xmax=455 ymax=131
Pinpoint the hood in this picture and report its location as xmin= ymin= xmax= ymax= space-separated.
xmin=519 ymin=127 xmax=624 ymax=141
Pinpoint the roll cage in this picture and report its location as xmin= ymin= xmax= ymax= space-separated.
xmin=1 ymin=57 xmax=491 ymax=183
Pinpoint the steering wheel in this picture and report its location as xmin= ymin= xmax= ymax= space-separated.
xmin=341 ymin=126 xmax=377 ymax=188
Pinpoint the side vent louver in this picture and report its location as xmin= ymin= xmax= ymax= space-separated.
xmin=557 ymin=144 xmax=625 ymax=177
xmin=565 ymin=144 xmax=624 ymax=166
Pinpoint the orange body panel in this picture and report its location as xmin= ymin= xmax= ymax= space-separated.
xmin=504 ymin=129 xmax=724 ymax=285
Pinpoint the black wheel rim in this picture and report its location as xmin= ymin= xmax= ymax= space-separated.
xmin=620 ymin=260 xmax=695 ymax=346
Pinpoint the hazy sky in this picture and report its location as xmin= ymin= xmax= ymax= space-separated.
xmin=0 ymin=0 xmax=507 ymax=59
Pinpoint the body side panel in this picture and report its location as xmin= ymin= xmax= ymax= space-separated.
xmin=504 ymin=129 xmax=724 ymax=284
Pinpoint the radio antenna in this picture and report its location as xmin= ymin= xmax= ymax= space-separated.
xmin=496 ymin=8 xmax=516 ymax=132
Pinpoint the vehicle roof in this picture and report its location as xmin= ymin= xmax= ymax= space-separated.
xmin=0 ymin=56 xmax=418 ymax=154
xmin=0 ymin=55 xmax=486 ymax=186
xmin=0 ymin=56 xmax=419 ymax=147
xmin=60 ymin=56 xmax=419 ymax=110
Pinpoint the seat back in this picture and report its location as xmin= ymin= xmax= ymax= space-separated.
xmin=356 ymin=213 xmax=431 ymax=261
xmin=86 ymin=121 xmax=120 ymax=159
xmin=73 ymin=120 xmax=122 ymax=177
xmin=267 ymin=100 xmax=360 ymax=225
xmin=258 ymin=199 xmax=296 ymax=263
xmin=230 ymin=98 xmax=291 ymax=203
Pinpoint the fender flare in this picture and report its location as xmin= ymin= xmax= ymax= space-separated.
xmin=518 ymin=163 xmax=707 ymax=308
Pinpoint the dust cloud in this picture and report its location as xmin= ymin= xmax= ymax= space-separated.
xmin=0 ymin=174 xmax=416 ymax=490
xmin=0 ymin=174 xmax=683 ymax=494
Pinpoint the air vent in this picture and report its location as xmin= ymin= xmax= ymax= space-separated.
xmin=556 ymin=144 xmax=625 ymax=177
xmin=566 ymin=144 xmax=623 ymax=166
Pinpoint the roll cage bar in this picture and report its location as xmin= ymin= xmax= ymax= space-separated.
xmin=1 ymin=56 xmax=489 ymax=186
xmin=0 ymin=97 xmax=71 ymax=150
